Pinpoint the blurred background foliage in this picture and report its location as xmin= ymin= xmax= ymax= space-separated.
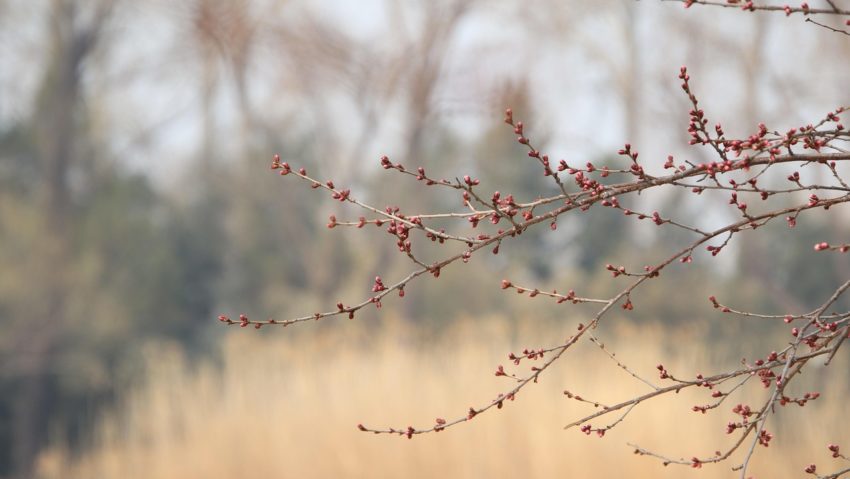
xmin=0 ymin=0 xmax=848 ymax=477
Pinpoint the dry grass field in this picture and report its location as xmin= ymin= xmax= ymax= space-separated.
xmin=36 ymin=316 xmax=849 ymax=478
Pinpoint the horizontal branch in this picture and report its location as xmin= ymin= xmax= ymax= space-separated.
xmin=665 ymin=0 xmax=850 ymax=15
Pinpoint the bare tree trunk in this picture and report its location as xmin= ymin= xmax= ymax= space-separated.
xmin=11 ymin=1 xmax=106 ymax=476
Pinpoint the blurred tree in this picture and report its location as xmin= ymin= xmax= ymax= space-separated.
xmin=2 ymin=2 xmax=112 ymax=475
xmin=0 ymin=2 xmax=220 ymax=476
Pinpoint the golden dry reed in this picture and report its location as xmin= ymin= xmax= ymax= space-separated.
xmin=37 ymin=316 xmax=849 ymax=478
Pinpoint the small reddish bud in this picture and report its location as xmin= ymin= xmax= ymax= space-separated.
xmin=829 ymin=444 xmax=840 ymax=457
